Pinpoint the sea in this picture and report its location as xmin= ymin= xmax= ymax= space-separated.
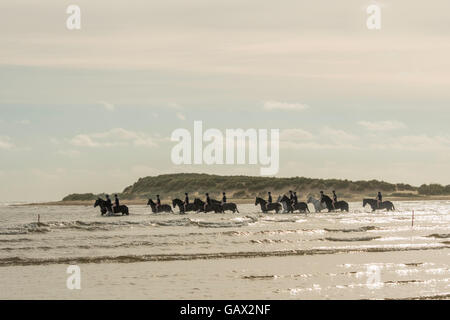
xmin=0 ymin=200 xmax=449 ymax=299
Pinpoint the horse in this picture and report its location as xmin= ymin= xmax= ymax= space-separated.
xmin=277 ymin=195 xmax=309 ymax=213
xmin=222 ymin=202 xmax=239 ymax=213
xmin=94 ymin=198 xmax=129 ymax=216
xmin=321 ymin=195 xmax=349 ymax=212
xmin=255 ymin=197 xmax=281 ymax=213
xmin=363 ymin=199 xmax=395 ymax=212
xmin=277 ymin=195 xmax=291 ymax=213
xmin=193 ymin=198 xmax=224 ymax=213
xmin=147 ymin=199 xmax=173 ymax=213
xmin=172 ymin=198 xmax=200 ymax=214
xmin=307 ymin=196 xmax=327 ymax=213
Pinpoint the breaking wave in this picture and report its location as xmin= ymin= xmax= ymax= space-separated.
xmin=1 ymin=243 xmax=448 ymax=267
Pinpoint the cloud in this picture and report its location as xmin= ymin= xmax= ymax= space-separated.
xmin=70 ymin=128 xmax=158 ymax=148
xmin=0 ymin=136 xmax=14 ymax=149
xmin=321 ymin=127 xmax=359 ymax=144
xmin=280 ymin=128 xmax=314 ymax=141
xmin=358 ymin=120 xmax=406 ymax=131
xmin=263 ymin=101 xmax=309 ymax=111
xmin=280 ymin=127 xmax=358 ymax=150
xmin=371 ymin=134 xmax=450 ymax=151
xmin=176 ymin=112 xmax=186 ymax=121
xmin=98 ymin=101 xmax=115 ymax=111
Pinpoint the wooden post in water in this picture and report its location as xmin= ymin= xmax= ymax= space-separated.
xmin=411 ymin=210 xmax=414 ymax=227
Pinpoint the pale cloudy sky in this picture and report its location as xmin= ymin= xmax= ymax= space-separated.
xmin=1 ymin=1 xmax=450 ymax=201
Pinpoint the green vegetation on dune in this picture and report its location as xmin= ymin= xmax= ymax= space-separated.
xmin=60 ymin=173 xmax=450 ymax=201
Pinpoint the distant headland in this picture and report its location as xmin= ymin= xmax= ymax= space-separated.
xmin=51 ymin=173 xmax=450 ymax=205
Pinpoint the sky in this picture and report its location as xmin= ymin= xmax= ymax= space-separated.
xmin=1 ymin=1 xmax=450 ymax=201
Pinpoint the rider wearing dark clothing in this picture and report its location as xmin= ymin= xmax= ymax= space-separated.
xmin=184 ymin=193 xmax=189 ymax=211
xmin=204 ymin=193 xmax=211 ymax=211
xmin=105 ymin=195 xmax=113 ymax=213
xmin=293 ymin=192 xmax=298 ymax=205
xmin=114 ymin=194 xmax=120 ymax=209
xmin=332 ymin=190 xmax=337 ymax=209
xmin=377 ymin=192 xmax=382 ymax=208
xmin=267 ymin=192 xmax=272 ymax=210
xmin=156 ymin=195 xmax=161 ymax=211
xmin=222 ymin=192 xmax=227 ymax=204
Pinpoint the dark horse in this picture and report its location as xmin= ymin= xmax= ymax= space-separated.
xmin=255 ymin=197 xmax=281 ymax=213
xmin=172 ymin=198 xmax=200 ymax=214
xmin=279 ymin=195 xmax=310 ymax=213
xmin=209 ymin=198 xmax=239 ymax=213
xmin=193 ymin=198 xmax=223 ymax=213
xmin=321 ymin=195 xmax=349 ymax=212
xmin=363 ymin=199 xmax=395 ymax=212
xmin=222 ymin=202 xmax=239 ymax=213
xmin=94 ymin=198 xmax=129 ymax=216
xmin=147 ymin=199 xmax=173 ymax=213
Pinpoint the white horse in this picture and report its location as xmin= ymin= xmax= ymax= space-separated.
xmin=307 ymin=196 xmax=327 ymax=213
xmin=276 ymin=195 xmax=289 ymax=213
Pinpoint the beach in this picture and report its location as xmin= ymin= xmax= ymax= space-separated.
xmin=0 ymin=200 xmax=449 ymax=299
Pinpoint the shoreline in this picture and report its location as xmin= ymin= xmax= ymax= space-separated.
xmin=16 ymin=195 xmax=450 ymax=206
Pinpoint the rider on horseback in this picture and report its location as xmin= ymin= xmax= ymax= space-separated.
xmin=114 ymin=194 xmax=120 ymax=211
xmin=320 ymin=191 xmax=325 ymax=203
xmin=332 ymin=190 xmax=337 ymax=209
xmin=105 ymin=194 xmax=113 ymax=214
xmin=377 ymin=192 xmax=382 ymax=208
xmin=289 ymin=190 xmax=294 ymax=211
xmin=267 ymin=192 xmax=272 ymax=211
xmin=204 ymin=193 xmax=211 ymax=211
xmin=222 ymin=192 xmax=227 ymax=205
xmin=184 ymin=192 xmax=189 ymax=212
xmin=293 ymin=192 xmax=298 ymax=205
xmin=156 ymin=195 xmax=161 ymax=211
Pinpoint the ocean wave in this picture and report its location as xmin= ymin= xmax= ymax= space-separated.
xmin=324 ymin=236 xmax=381 ymax=242
xmin=0 ymin=239 xmax=213 ymax=252
xmin=0 ymin=238 xmax=33 ymax=243
xmin=324 ymin=226 xmax=378 ymax=233
xmin=427 ymin=233 xmax=450 ymax=239
xmin=1 ymin=243 xmax=448 ymax=267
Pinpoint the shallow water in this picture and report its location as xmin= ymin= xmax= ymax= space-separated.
xmin=0 ymin=201 xmax=449 ymax=299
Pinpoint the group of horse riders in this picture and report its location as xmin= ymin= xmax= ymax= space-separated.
xmin=262 ymin=190 xmax=383 ymax=209
xmin=99 ymin=190 xmax=385 ymax=215
xmin=103 ymin=194 xmax=120 ymax=214
xmin=182 ymin=192 xmax=227 ymax=211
